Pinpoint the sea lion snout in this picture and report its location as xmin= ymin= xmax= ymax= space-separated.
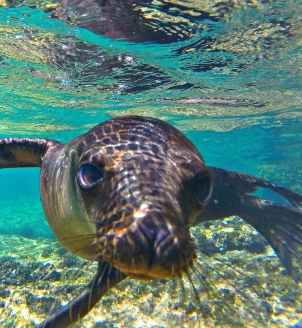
xmin=101 ymin=205 xmax=197 ymax=281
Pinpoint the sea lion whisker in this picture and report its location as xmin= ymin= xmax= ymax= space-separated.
xmin=194 ymin=254 xmax=269 ymax=325
xmin=170 ymin=276 xmax=177 ymax=303
xmin=86 ymin=262 xmax=115 ymax=322
xmin=67 ymin=242 xmax=99 ymax=258
xmin=192 ymin=261 xmax=245 ymax=325
xmin=112 ymin=246 xmax=117 ymax=264
xmin=181 ymin=272 xmax=209 ymax=327
xmin=66 ymin=217 xmax=99 ymax=225
xmin=197 ymin=248 xmax=249 ymax=278
xmin=187 ymin=265 xmax=224 ymax=321
xmin=179 ymin=274 xmax=186 ymax=313
xmin=196 ymin=248 xmax=255 ymax=282
xmin=173 ymin=277 xmax=187 ymax=327
xmin=195 ymin=246 xmax=214 ymax=258
xmin=58 ymin=233 xmax=96 ymax=243
xmin=107 ymin=262 xmax=119 ymax=290
xmin=190 ymin=263 xmax=215 ymax=294
xmin=37 ymin=256 xmax=97 ymax=319
xmin=62 ymin=239 xmax=97 ymax=252
xmin=185 ymin=270 xmax=202 ymax=306
xmin=88 ymin=253 xmax=104 ymax=262
xmin=195 ymin=252 xmax=250 ymax=296
xmin=61 ymin=243 xmax=101 ymax=261
xmin=68 ymin=262 xmax=96 ymax=287
xmin=165 ymin=276 xmax=176 ymax=320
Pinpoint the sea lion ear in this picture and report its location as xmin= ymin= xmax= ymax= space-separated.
xmin=0 ymin=138 xmax=61 ymax=168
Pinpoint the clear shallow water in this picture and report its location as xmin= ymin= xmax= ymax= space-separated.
xmin=0 ymin=0 xmax=301 ymax=238
xmin=0 ymin=0 xmax=302 ymax=326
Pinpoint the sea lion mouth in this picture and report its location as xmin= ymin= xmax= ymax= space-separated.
xmin=99 ymin=208 xmax=197 ymax=281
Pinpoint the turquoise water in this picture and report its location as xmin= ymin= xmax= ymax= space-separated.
xmin=0 ymin=1 xmax=301 ymax=239
xmin=0 ymin=1 xmax=302 ymax=326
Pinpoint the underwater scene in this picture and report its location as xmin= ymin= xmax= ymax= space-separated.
xmin=0 ymin=0 xmax=302 ymax=327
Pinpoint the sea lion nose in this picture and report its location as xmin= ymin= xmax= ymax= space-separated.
xmin=136 ymin=212 xmax=172 ymax=267
xmin=105 ymin=207 xmax=196 ymax=279
xmin=137 ymin=221 xmax=156 ymax=267
xmin=137 ymin=221 xmax=155 ymax=247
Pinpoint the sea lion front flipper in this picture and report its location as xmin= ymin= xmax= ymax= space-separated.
xmin=208 ymin=166 xmax=302 ymax=208
xmin=37 ymin=262 xmax=127 ymax=328
xmin=0 ymin=138 xmax=61 ymax=168
xmin=195 ymin=166 xmax=302 ymax=282
xmin=239 ymin=196 xmax=302 ymax=283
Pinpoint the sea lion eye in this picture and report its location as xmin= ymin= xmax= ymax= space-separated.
xmin=193 ymin=175 xmax=212 ymax=204
xmin=77 ymin=163 xmax=103 ymax=189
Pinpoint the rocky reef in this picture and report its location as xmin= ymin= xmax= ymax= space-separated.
xmin=1 ymin=223 xmax=302 ymax=327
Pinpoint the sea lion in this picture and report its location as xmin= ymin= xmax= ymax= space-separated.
xmin=0 ymin=115 xmax=302 ymax=327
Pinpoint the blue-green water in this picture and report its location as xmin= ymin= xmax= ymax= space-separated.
xmin=0 ymin=1 xmax=302 ymax=326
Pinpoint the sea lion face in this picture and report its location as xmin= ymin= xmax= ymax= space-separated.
xmin=74 ymin=116 xmax=212 ymax=280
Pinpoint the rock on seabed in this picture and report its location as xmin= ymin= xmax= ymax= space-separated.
xmin=0 ymin=228 xmax=302 ymax=327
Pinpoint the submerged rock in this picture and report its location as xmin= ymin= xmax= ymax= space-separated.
xmin=0 ymin=232 xmax=301 ymax=327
